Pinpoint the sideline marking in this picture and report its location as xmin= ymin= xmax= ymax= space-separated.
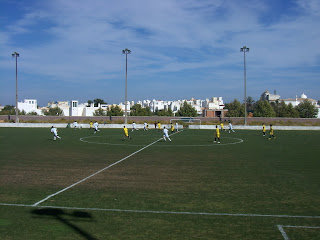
xmin=32 ymin=131 xmax=181 ymax=207
xmin=1 ymin=203 xmax=320 ymax=219
xmin=80 ymin=135 xmax=243 ymax=147
xmin=277 ymin=225 xmax=320 ymax=240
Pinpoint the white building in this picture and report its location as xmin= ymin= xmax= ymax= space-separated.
xmin=118 ymin=102 xmax=131 ymax=116
xmin=18 ymin=99 xmax=42 ymax=115
xmin=261 ymin=91 xmax=320 ymax=118
xmin=282 ymin=93 xmax=318 ymax=107
xmin=282 ymin=93 xmax=320 ymax=118
xmin=48 ymin=101 xmax=70 ymax=116
xmin=69 ymin=101 xmax=109 ymax=116
xmin=40 ymin=96 xmax=226 ymax=117
xmin=261 ymin=90 xmax=280 ymax=102
xmin=149 ymin=99 xmax=165 ymax=112
xmin=202 ymin=97 xmax=227 ymax=118
xmin=205 ymin=97 xmax=224 ymax=110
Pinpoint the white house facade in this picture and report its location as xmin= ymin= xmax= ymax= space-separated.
xmin=18 ymin=99 xmax=42 ymax=115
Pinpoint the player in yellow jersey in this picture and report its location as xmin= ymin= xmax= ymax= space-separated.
xmin=268 ymin=124 xmax=275 ymax=140
xmin=220 ymin=122 xmax=225 ymax=131
xmin=123 ymin=126 xmax=131 ymax=140
xmin=157 ymin=122 xmax=161 ymax=132
xmin=214 ymin=125 xmax=220 ymax=143
xmin=171 ymin=123 xmax=174 ymax=133
xmin=262 ymin=123 xmax=266 ymax=136
xmin=89 ymin=121 xmax=93 ymax=130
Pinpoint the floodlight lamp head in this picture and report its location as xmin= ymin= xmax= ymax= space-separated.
xmin=240 ymin=46 xmax=249 ymax=52
xmin=12 ymin=52 xmax=20 ymax=57
xmin=122 ymin=49 xmax=131 ymax=54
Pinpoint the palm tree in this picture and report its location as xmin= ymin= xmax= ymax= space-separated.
xmin=246 ymin=96 xmax=255 ymax=113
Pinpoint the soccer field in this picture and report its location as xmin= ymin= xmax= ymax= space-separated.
xmin=0 ymin=127 xmax=319 ymax=239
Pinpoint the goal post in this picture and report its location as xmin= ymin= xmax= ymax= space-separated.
xmin=170 ymin=118 xmax=201 ymax=129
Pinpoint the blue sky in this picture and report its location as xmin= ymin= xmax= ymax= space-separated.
xmin=1 ymin=0 xmax=319 ymax=106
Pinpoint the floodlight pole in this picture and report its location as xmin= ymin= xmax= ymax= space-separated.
xmin=12 ymin=52 xmax=20 ymax=123
xmin=240 ymin=46 xmax=249 ymax=125
xmin=122 ymin=48 xmax=131 ymax=124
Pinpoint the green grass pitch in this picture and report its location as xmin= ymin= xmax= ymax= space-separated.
xmin=0 ymin=127 xmax=319 ymax=239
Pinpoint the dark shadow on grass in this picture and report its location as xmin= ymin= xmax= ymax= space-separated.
xmin=31 ymin=208 xmax=97 ymax=240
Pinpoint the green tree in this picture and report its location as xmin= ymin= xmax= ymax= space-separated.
xmin=287 ymin=103 xmax=300 ymax=118
xmin=225 ymin=99 xmax=244 ymax=117
xmin=27 ymin=111 xmax=38 ymax=116
xmin=270 ymin=100 xmax=280 ymax=117
xmin=295 ymin=100 xmax=318 ymax=118
xmin=87 ymin=100 xmax=93 ymax=106
xmin=93 ymin=108 xmax=107 ymax=116
xmin=130 ymin=104 xmax=152 ymax=116
xmin=0 ymin=105 xmax=15 ymax=115
xmin=0 ymin=105 xmax=29 ymax=115
xmin=154 ymin=108 xmax=174 ymax=116
xmin=43 ymin=107 xmax=64 ymax=116
xmin=276 ymin=101 xmax=299 ymax=118
xmin=253 ymin=100 xmax=276 ymax=117
xmin=246 ymin=96 xmax=255 ymax=113
xmin=176 ymin=101 xmax=198 ymax=117
xmin=107 ymin=105 xmax=123 ymax=116
xmin=276 ymin=101 xmax=288 ymax=117
xmin=93 ymin=98 xmax=106 ymax=107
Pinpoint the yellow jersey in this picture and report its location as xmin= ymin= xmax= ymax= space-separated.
xmin=124 ymin=127 xmax=128 ymax=136
xmin=216 ymin=128 xmax=220 ymax=138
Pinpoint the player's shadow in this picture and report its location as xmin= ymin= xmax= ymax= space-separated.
xmin=31 ymin=208 xmax=97 ymax=240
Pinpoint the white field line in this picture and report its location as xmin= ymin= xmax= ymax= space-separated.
xmin=277 ymin=225 xmax=289 ymax=240
xmin=277 ymin=225 xmax=320 ymax=240
xmin=80 ymin=135 xmax=243 ymax=147
xmin=32 ymin=131 xmax=182 ymax=207
xmin=1 ymin=202 xmax=320 ymax=219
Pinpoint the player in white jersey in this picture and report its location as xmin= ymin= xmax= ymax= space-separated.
xmin=175 ymin=122 xmax=179 ymax=132
xmin=143 ymin=122 xmax=149 ymax=131
xmin=228 ymin=121 xmax=235 ymax=133
xmin=73 ymin=121 xmax=79 ymax=130
xmin=51 ymin=126 xmax=61 ymax=140
xmin=132 ymin=122 xmax=138 ymax=132
xmin=93 ymin=121 xmax=100 ymax=134
xmin=163 ymin=127 xmax=172 ymax=142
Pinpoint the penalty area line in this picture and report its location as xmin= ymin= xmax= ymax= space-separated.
xmin=277 ymin=225 xmax=320 ymax=240
xmin=32 ymin=130 xmax=182 ymax=207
